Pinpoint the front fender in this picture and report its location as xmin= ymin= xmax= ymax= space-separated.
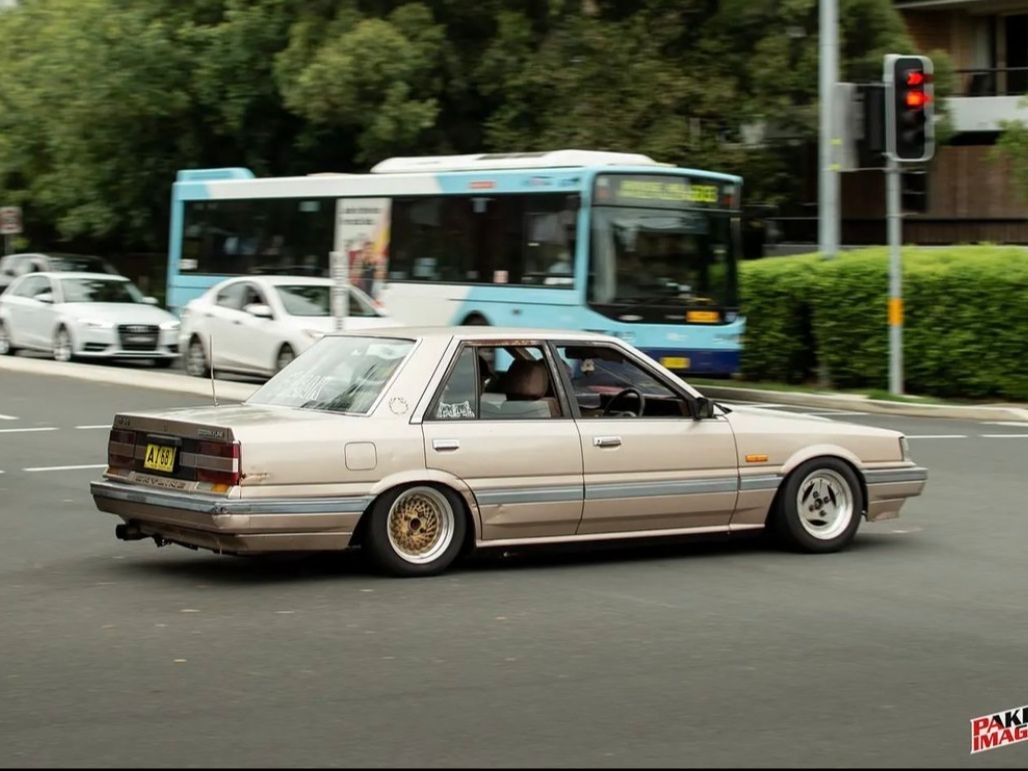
xmin=779 ymin=443 xmax=865 ymax=477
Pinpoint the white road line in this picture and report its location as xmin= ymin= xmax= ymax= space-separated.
xmin=0 ymin=427 xmax=58 ymax=434
xmin=23 ymin=464 xmax=107 ymax=472
xmin=75 ymin=425 xmax=110 ymax=430
xmin=905 ymin=434 xmax=967 ymax=439
xmin=0 ymin=414 xmax=18 ymax=420
xmin=984 ymin=422 xmax=1028 ymax=427
xmin=980 ymin=434 xmax=1028 ymax=438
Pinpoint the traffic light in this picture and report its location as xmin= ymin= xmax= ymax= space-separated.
xmin=885 ymin=54 xmax=935 ymax=162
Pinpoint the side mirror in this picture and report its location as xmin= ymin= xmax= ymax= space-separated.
xmin=142 ymin=296 xmax=159 ymax=306
xmin=693 ymin=396 xmax=715 ymax=420
xmin=244 ymin=302 xmax=273 ymax=319
xmin=36 ymin=292 xmax=54 ymax=304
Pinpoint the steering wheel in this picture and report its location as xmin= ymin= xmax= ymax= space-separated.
xmin=603 ymin=387 xmax=646 ymax=417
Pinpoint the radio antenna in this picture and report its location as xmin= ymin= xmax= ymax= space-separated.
xmin=209 ymin=334 xmax=219 ymax=407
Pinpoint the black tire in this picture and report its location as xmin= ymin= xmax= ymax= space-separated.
xmin=52 ymin=326 xmax=76 ymax=363
xmin=0 ymin=321 xmax=17 ymax=356
xmin=463 ymin=314 xmax=489 ymax=326
xmin=770 ymin=457 xmax=863 ymax=554
xmin=275 ymin=344 xmax=295 ymax=374
xmin=363 ymin=484 xmax=468 ymax=577
xmin=152 ymin=357 xmax=174 ymax=369
xmin=185 ymin=336 xmax=209 ymax=378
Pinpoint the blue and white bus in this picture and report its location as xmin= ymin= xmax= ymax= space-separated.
xmin=168 ymin=149 xmax=744 ymax=374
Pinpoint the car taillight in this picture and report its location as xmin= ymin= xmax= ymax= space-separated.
xmin=195 ymin=440 xmax=241 ymax=487
xmin=108 ymin=428 xmax=136 ymax=469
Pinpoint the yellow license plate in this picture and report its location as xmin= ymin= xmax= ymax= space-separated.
xmin=143 ymin=444 xmax=177 ymax=473
xmin=687 ymin=310 xmax=720 ymax=323
xmin=661 ymin=356 xmax=690 ymax=370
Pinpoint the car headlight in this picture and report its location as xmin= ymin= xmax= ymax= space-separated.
xmin=899 ymin=436 xmax=911 ymax=461
xmin=83 ymin=319 xmax=114 ymax=329
xmin=303 ymin=329 xmax=325 ymax=340
xmin=160 ymin=320 xmax=180 ymax=331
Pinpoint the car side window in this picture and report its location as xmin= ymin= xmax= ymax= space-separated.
xmin=432 ymin=344 xmax=563 ymax=421
xmin=14 ymin=275 xmax=45 ymax=298
xmin=240 ymin=283 xmax=267 ymax=309
xmin=215 ymin=282 xmax=248 ymax=310
xmin=556 ymin=344 xmax=690 ymax=418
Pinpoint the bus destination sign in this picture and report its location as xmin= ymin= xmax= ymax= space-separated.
xmin=594 ymin=174 xmax=732 ymax=209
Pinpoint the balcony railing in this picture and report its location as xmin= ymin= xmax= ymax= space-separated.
xmin=956 ymin=67 xmax=1028 ymax=97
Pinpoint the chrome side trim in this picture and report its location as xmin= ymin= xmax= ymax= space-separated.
xmin=864 ymin=466 xmax=929 ymax=485
xmin=478 ymin=522 xmax=764 ymax=548
xmin=585 ymin=478 xmax=738 ymax=500
xmin=738 ymin=474 xmax=782 ymax=492
xmin=90 ymin=480 xmax=372 ymax=515
xmin=475 ymin=485 xmax=583 ymax=506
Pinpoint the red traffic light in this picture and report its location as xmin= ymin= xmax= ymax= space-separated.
xmin=905 ymin=71 xmax=925 ymax=86
xmin=905 ymin=90 xmax=930 ymax=108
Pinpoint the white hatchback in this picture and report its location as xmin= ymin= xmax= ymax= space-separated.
xmin=179 ymin=275 xmax=397 ymax=378
xmin=0 ymin=272 xmax=180 ymax=364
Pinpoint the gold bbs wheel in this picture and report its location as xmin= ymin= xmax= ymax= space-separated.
xmin=385 ymin=487 xmax=456 ymax=565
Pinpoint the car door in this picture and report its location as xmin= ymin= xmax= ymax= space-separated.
xmin=420 ymin=341 xmax=585 ymax=541
xmin=206 ymin=281 xmax=250 ymax=371
xmin=2 ymin=275 xmax=41 ymax=346
xmin=229 ymin=282 xmax=279 ymax=374
xmin=555 ymin=341 xmax=739 ymax=535
xmin=17 ymin=275 xmax=56 ymax=348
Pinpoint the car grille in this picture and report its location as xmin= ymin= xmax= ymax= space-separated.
xmin=117 ymin=324 xmax=159 ymax=351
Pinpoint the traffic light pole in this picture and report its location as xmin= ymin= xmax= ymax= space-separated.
xmin=818 ymin=0 xmax=840 ymax=259
xmin=886 ymin=155 xmax=903 ymax=395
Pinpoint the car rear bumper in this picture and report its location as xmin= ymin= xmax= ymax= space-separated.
xmin=863 ymin=465 xmax=928 ymax=521
xmin=90 ymin=479 xmax=370 ymax=554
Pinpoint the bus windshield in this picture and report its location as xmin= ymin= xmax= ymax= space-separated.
xmin=588 ymin=208 xmax=735 ymax=309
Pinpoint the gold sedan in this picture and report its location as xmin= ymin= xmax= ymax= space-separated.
xmin=91 ymin=328 xmax=927 ymax=576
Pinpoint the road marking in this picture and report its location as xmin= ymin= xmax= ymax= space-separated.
xmin=0 ymin=413 xmax=17 ymax=420
xmin=905 ymin=434 xmax=967 ymax=439
xmin=984 ymin=421 xmax=1028 ymax=427
xmin=0 ymin=427 xmax=58 ymax=434
xmin=23 ymin=463 xmax=107 ymax=472
xmin=75 ymin=425 xmax=110 ymax=430
xmin=980 ymin=434 xmax=1028 ymax=438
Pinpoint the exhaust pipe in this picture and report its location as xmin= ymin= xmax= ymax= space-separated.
xmin=115 ymin=523 xmax=147 ymax=541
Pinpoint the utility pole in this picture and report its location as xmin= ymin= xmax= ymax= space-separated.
xmin=818 ymin=0 xmax=840 ymax=258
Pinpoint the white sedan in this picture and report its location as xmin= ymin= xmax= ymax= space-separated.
xmin=0 ymin=272 xmax=180 ymax=364
xmin=179 ymin=276 xmax=397 ymax=378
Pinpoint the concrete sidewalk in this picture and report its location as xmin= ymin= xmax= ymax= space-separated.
xmin=0 ymin=355 xmax=259 ymax=402
xmin=698 ymin=383 xmax=1028 ymax=422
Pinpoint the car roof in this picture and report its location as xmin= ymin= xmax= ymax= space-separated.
xmin=29 ymin=272 xmax=127 ymax=280
xmin=325 ymin=326 xmax=620 ymax=343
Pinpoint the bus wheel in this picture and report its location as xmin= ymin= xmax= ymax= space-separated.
xmin=463 ymin=314 xmax=488 ymax=326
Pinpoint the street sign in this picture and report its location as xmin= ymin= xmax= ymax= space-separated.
xmin=0 ymin=206 xmax=22 ymax=235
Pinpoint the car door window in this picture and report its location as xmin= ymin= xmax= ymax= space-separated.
xmin=431 ymin=344 xmax=564 ymax=420
xmin=215 ymin=282 xmax=248 ymax=310
xmin=556 ymin=344 xmax=691 ymax=418
xmin=15 ymin=275 xmax=46 ymax=299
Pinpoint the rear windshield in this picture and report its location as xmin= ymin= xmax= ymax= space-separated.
xmin=247 ymin=336 xmax=414 ymax=414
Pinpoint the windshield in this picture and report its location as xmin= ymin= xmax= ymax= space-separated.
xmin=588 ymin=207 xmax=737 ymax=309
xmin=60 ymin=277 xmax=142 ymax=304
xmin=274 ymin=285 xmax=377 ymax=318
xmin=248 ymin=336 xmax=413 ymax=414
xmin=47 ymin=254 xmax=115 ymax=273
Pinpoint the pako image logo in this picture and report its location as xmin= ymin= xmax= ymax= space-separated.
xmin=971 ymin=704 xmax=1028 ymax=754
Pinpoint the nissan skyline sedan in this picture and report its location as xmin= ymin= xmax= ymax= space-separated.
xmin=90 ymin=327 xmax=927 ymax=577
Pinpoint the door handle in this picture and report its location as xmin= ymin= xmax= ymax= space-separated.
xmin=432 ymin=439 xmax=460 ymax=452
xmin=593 ymin=436 xmax=622 ymax=448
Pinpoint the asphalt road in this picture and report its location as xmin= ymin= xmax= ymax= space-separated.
xmin=1 ymin=369 xmax=1027 ymax=767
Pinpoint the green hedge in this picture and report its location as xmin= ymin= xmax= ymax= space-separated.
xmin=738 ymin=247 xmax=1028 ymax=401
